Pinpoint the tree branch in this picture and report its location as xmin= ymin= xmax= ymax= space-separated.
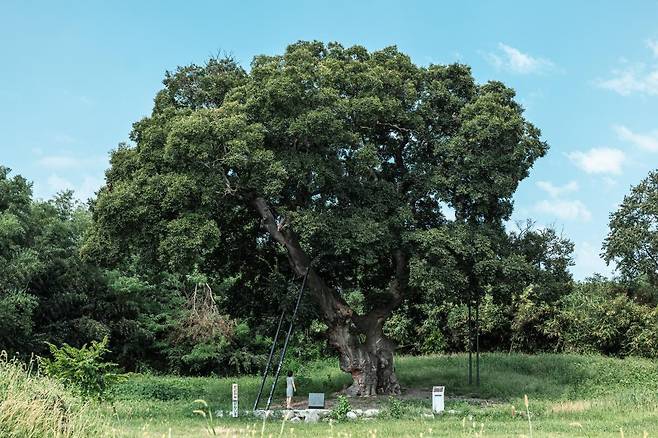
xmin=250 ymin=196 xmax=353 ymax=325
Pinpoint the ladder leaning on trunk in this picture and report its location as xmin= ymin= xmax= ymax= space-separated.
xmin=253 ymin=267 xmax=310 ymax=411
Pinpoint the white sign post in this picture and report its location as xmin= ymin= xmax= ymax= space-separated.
xmin=432 ymin=386 xmax=444 ymax=413
xmin=231 ymin=383 xmax=238 ymax=418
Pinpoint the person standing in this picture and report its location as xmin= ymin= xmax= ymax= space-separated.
xmin=286 ymin=370 xmax=296 ymax=409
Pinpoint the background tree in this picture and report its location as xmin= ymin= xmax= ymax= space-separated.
xmin=604 ymin=170 xmax=658 ymax=286
xmin=0 ymin=166 xmax=39 ymax=351
xmin=399 ymin=221 xmax=573 ymax=354
xmin=85 ymin=41 xmax=546 ymax=395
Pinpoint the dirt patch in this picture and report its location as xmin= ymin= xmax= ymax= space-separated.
xmin=281 ymin=386 xmax=502 ymax=410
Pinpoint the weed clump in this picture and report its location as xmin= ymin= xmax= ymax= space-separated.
xmin=330 ymin=395 xmax=352 ymax=421
xmin=0 ymin=352 xmax=106 ymax=437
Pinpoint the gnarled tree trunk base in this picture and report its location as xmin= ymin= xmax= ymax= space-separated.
xmin=330 ymin=321 xmax=401 ymax=396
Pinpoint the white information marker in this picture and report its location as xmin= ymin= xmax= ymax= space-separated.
xmin=232 ymin=383 xmax=238 ymax=417
xmin=432 ymin=386 xmax=444 ymax=413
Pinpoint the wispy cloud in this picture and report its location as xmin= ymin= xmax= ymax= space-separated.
xmin=53 ymin=134 xmax=77 ymax=145
xmin=536 ymin=180 xmax=579 ymax=198
xmin=47 ymin=174 xmax=75 ymax=193
xmin=596 ymin=41 xmax=658 ymax=96
xmin=648 ymin=39 xmax=658 ymax=58
xmin=534 ymin=199 xmax=592 ymax=222
xmin=597 ymin=65 xmax=658 ymax=96
xmin=613 ymin=124 xmax=658 ymax=152
xmin=485 ymin=43 xmax=555 ymax=74
xmin=567 ymin=147 xmax=625 ymax=174
xmin=37 ymin=153 xmax=106 ymax=170
xmin=573 ymin=241 xmax=614 ymax=279
xmin=44 ymin=173 xmax=103 ymax=201
xmin=38 ymin=155 xmax=84 ymax=169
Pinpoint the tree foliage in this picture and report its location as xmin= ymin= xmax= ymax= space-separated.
xmin=604 ymin=170 xmax=658 ymax=285
xmin=40 ymin=336 xmax=125 ymax=400
xmin=84 ymin=41 xmax=548 ymax=393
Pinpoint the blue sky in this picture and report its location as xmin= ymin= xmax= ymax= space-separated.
xmin=2 ymin=1 xmax=658 ymax=279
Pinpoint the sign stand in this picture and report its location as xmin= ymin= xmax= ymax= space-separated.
xmin=432 ymin=386 xmax=445 ymax=413
xmin=231 ymin=383 xmax=238 ymax=417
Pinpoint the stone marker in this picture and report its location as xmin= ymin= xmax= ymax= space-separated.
xmin=308 ymin=392 xmax=325 ymax=409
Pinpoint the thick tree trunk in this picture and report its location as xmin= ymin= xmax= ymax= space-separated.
xmin=328 ymin=315 xmax=401 ymax=396
xmin=251 ymin=197 xmax=404 ymax=395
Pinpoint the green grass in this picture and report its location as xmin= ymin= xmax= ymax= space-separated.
xmin=0 ymin=355 xmax=107 ymax=437
xmin=105 ymin=353 xmax=658 ymax=437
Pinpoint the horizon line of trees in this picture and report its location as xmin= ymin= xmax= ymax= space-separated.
xmin=1 ymin=163 xmax=656 ymax=376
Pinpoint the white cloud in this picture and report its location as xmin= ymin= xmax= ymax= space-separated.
xmin=613 ymin=124 xmax=658 ymax=152
xmin=602 ymin=177 xmax=618 ymax=188
xmin=536 ymin=180 xmax=579 ymax=198
xmin=648 ymin=39 xmax=658 ymax=58
xmin=597 ymin=65 xmax=658 ymax=96
xmin=567 ymin=147 xmax=625 ymax=174
xmin=37 ymin=153 xmax=107 ymax=170
xmin=38 ymin=155 xmax=84 ymax=169
xmin=43 ymin=173 xmax=103 ymax=201
xmin=597 ymin=42 xmax=658 ymax=96
xmin=486 ymin=43 xmax=555 ymax=74
xmin=534 ymin=199 xmax=592 ymax=222
xmin=77 ymin=175 xmax=104 ymax=201
xmin=46 ymin=174 xmax=75 ymax=193
xmin=573 ymin=241 xmax=615 ymax=279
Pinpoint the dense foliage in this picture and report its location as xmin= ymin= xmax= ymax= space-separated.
xmin=0 ymin=165 xmax=273 ymax=374
xmin=604 ymin=170 xmax=658 ymax=288
xmin=1 ymin=162 xmax=658 ymax=376
xmin=41 ymin=336 xmax=125 ymax=400
xmin=82 ymin=41 xmax=552 ymax=394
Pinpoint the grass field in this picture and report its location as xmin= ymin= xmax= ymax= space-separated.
xmin=104 ymin=353 xmax=658 ymax=437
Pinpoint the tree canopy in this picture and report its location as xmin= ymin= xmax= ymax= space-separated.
xmin=604 ymin=170 xmax=658 ymax=285
xmin=85 ymin=41 xmax=548 ymax=394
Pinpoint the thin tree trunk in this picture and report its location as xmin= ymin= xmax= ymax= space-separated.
xmin=251 ymin=197 xmax=403 ymax=395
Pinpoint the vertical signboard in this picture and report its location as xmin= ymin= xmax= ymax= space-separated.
xmin=432 ymin=386 xmax=445 ymax=413
xmin=231 ymin=383 xmax=238 ymax=417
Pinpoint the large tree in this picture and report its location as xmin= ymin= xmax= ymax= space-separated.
xmin=86 ymin=42 xmax=546 ymax=395
xmin=604 ymin=170 xmax=658 ymax=285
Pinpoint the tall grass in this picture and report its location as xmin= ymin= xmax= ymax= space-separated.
xmin=0 ymin=352 xmax=106 ymax=437
xmin=107 ymin=353 xmax=658 ymax=437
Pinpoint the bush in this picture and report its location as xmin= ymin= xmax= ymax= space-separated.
xmin=329 ymin=395 xmax=352 ymax=421
xmin=545 ymin=279 xmax=658 ymax=357
xmin=385 ymin=396 xmax=405 ymax=419
xmin=40 ymin=336 xmax=125 ymax=400
xmin=0 ymin=291 xmax=38 ymax=353
xmin=0 ymin=353 xmax=105 ymax=437
xmin=166 ymin=281 xmax=270 ymax=375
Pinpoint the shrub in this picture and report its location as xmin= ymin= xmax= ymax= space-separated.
xmin=40 ymin=336 xmax=125 ymax=400
xmin=0 ymin=353 xmax=105 ymax=437
xmin=545 ymin=279 xmax=658 ymax=357
xmin=0 ymin=290 xmax=38 ymax=352
xmin=386 ymin=396 xmax=405 ymax=419
xmin=330 ymin=395 xmax=352 ymax=421
xmin=167 ymin=281 xmax=269 ymax=375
